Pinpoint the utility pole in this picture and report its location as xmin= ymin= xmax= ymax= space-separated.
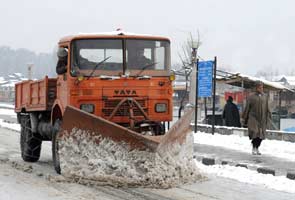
xmin=212 ymin=57 xmax=217 ymax=135
xmin=27 ymin=63 xmax=34 ymax=80
xmin=189 ymin=55 xmax=196 ymax=105
xmin=191 ymin=42 xmax=198 ymax=133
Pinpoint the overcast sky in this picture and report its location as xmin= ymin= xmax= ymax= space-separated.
xmin=1 ymin=0 xmax=294 ymax=75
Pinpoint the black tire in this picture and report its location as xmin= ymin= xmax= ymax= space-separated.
xmin=20 ymin=115 xmax=42 ymax=162
xmin=152 ymin=122 xmax=165 ymax=136
xmin=52 ymin=119 xmax=61 ymax=174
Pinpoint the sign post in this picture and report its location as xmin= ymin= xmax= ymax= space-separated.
xmin=212 ymin=57 xmax=217 ymax=135
xmin=195 ymin=60 xmax=214 ymax=133
xmin=194 ymin=59 xmax=199 ymax=133
xmin=198 ymin=61 xmax=214 ymax=97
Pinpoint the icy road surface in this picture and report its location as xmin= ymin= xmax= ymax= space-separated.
xmin=1 ymin=127 xmax=295 ymax=199
xmin=0 ymin=105 xmax=295 ymax=199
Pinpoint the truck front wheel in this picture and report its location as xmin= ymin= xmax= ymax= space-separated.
xmin=52 ymin=119 xmax=61 ymax=174
xmin=20 ymin=115 xmax=42 ymax=162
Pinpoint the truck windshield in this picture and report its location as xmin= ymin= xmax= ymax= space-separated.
xmin=126 ymin=39 xmax=170 ymax=76
xmin=71 ymin=38 xmax=170 ymax=77
xmin=71 ymin=39 xmax=123 ymax=76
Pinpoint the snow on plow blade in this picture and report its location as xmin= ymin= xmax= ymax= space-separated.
xmin=157 ymin=108 xmax=194 ymax=153
xmin=57 ymin=106 xmax=199 ymax=188
xmin=59 ymin=106 xmax=194 ymax=153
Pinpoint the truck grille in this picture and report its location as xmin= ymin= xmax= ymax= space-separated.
xmin=102 ymin=99 xmax=148 ymax=117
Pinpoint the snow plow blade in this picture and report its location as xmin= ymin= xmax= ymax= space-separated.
xmin=157 ymin=108 xmax=194 ymax=152
xmin=59 ymin=106 xmax=193 ymax=152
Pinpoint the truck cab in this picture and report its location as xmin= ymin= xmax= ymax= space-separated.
xmin=53 ymin=31 xmax=173 ymax=133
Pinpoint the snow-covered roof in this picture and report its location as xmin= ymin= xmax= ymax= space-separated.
xmin=241 ymin=74 xmax=288 ymax=90
xmin=13 ymin=73 xmax=23 ymax=78
xmin=8 ymin=75 xmax=15 ymax=78
xmin=218 ymin=72 xmax=292 ymax=91
xmin=278 ymin=76 xmax=295 ymax=86
xmin=1 ymin=81 xmax=17 ymax=87
xmin=0 ymin=80 xmax=8 ymax=85
xmin=0 ymin=73 xmax=27 ymax=87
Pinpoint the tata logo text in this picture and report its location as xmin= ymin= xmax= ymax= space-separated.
xmin=114 ymin=90 xmax=137 ymax=96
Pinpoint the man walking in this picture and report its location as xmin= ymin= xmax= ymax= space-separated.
xmin=242 ymin=81 xmax=271 ymax=155
xmin=222 ymin=96 xmax=241 ymax=127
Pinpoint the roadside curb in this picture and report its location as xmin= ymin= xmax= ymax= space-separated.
xmin=196 ymin=155 xmax=295 ymax=180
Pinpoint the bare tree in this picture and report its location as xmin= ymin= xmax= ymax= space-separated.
xmin=175 ymin=31 xmax=202 ymax=118
xmin=255 ymin=65 xmax=277 ymax=81
xmin=178 ymin=31 xmax=202 ymax=67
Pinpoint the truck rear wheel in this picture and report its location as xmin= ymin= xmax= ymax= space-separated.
xmin=52 ymin=119 xmax=61 ymax=174
xmin=20 ymin=115 xmax=42 ymax=162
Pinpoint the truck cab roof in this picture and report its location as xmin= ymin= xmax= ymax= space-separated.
xmin=59 ymin=30 xmax=170 ymax=45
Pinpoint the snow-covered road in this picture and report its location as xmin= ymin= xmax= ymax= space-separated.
xmin=1 ymin=126 xmax=294 ymax=200
xmin=0 ymin=128 xmax=121 ymax=200
xmin=1 ymin=106 xmax=295 ymax=199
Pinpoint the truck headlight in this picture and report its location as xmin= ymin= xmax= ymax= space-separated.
xmin=155 ymin=103 xmax=167 ymax=113
xmin=80 ymin=104 xmax=95 ymax=113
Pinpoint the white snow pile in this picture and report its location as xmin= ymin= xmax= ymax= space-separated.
xmin=58 ymin=128 xmax=203 ymax=188
xmin=194 ymin=131 xmax=295 ymax=161
xmin=0 ymin=108 xmax=16 ymax=116
xmin=0 ymin=119 xmax=20 ymax=132
xmin=196 ymin=161 xmax=295 ymax=194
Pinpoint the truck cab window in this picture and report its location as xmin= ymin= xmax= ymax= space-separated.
xmin=71 ymin=39 xmax=123 ymax=76
xmin=126 ymin=40 xmax=170 ymax=75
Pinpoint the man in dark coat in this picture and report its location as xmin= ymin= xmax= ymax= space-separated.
xmin=56 ymin=47 xmax=68 ymax=75
xmin=242 ymin=81 xmax=271 ymax=155
xmin=128 ymin=48 xmax=152 ymax=69
xmin=222 ymin=96 xmax=241 ymax=127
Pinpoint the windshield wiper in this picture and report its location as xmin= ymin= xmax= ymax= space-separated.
xmin=86 ymin=56 xmax=112 ymax=80
xmin=134 ymin=62 xmax=158 ymax=78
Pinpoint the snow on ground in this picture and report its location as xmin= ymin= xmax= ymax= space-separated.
xmin=0 ymin=107 xmax=19 ymax=131
xmin=0 ymin=119 xmax=20 ymax=132
xmin=0 ymin=103 xmax=14 ymax=109
xmin=0 ymin=161 xmax=125 ymax=200
xmin=195 ymin=161 xmax=295 ymax=194
xmin=194 ymin=131 xmax=295 ymax=162
xmin=0 ymin=105 xmax=295 ymax=194
xmin=194 ymin=131 xmax=295 ymax=193
xmin=1 ymin=126 xmax=294 ymax=200
xmin=0 ymin=108 xmax=16 ymax=116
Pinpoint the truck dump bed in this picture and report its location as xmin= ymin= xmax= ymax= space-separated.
xmin=15 ymin=76 xmax=57 ymax=112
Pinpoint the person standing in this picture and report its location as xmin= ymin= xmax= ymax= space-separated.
xmin=56 ymin=47 xmax=68 ymax=74
xmin=242 ymin=81 xmax=271 ymax=155
xmin=222 ymin=96 xmax=241 ymax=127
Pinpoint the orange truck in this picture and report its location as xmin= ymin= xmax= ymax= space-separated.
xmin=15 ymin=31 xmax=192 ymax=173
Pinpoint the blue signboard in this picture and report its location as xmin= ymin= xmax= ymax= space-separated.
xmin=197 ymin=61 xmax=214 ymax=97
